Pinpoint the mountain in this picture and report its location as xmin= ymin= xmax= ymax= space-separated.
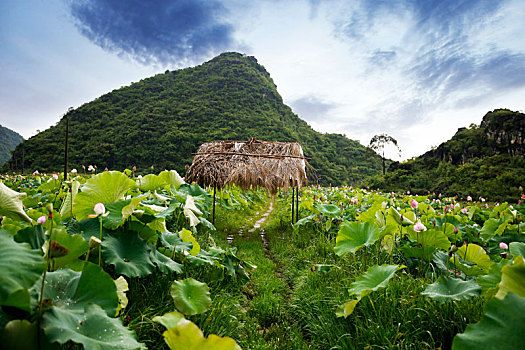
xmin=369 ymin=109 xmax=525 ymax=202
xmin=4 ymin=52 xmax=382 ymax=185
xmin=0 ymin=125 xmax=23 ymax=167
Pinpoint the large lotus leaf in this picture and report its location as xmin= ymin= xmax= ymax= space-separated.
xmin=450 ymin=244 xmax=493 ymax=276
xmin=179 ymin=228 xmax=200 ymax=256
xmin=0 ymin=319 xmax=38 ymax=350
xmin=59 ymin=180 xmax=80 ymax=220
xmin=103 ymin=198 xmax=142 ymax=230
xmin=43 ymin=303 xmax=145 ymax=350
xmin=335 ymin=221 xmax=380 ymax=257
xmin=73 ymin=171 xmax=135 ymax=221
xmin=36 ymin=179 xmax=61 ymax=194
xmin=114 ymin=276 xmax=129 ymax=316
xmin=14 ymin=225 xmax=46 ymax=251
xmin=357 ymin=200 xmax=386 ymax=225
xmin=442 ymin=222 xmax=461 ymax=242
xmin=0 ymin=231 xmax=45 ymax=312
xmin=477 ymin=260 xmax=509 ymax=298
xmin=178 ymin=184 xmax=210 ymax=201
xmin=335 ymin=299 xmax=360 ymax=318
xmin=0 ymin=182 xmax=32 ymax=223
xmin=68 ymin=217 xmax=112 ymax=242
xmin=387 ymin=207 xmax=413 ymax=226
xmin=102 ymin=232 xmax=155 ymax=278
xmin=126 ymin=221 xmax=158 ymax=245
xmin=138 ymin=174 xmax=166 ymax=192
xmin=410 ymin=228 xmax=451 ymax=250
xmin=47 ymin=230 xmax=89 ymax=270
xmin=293 ymin=214 xmax=315 ymax=232
xmin=348 ymin=264 xmax=404 ymax=299
xmin=149 ymin=248 xmax=183 ymax=274
xmin=153 ymin=311 xmax=184 ymax=329
xmin=121 ymin=196 xmax=144 ymax=221
xmin=170 ymin=278 xmax=211 ymax=316
xmin=159 ymin=170 xmax=185 ymax=189
xmin=159 ymin=316 xmax=241 ymax=350
xmin=399 ymin=246 xmax=436 ymax=261
xmin=35 ymin=263 xmax=118 ymax=316
xmin=495 ymin=256 xmax=525 ymax=299
xmin=452 ymin=293 xmax=525 ymax=350
xmin=510 ymin=242 xmax=525 ymax=258
xmin=159 ymin=232 xmax=193 ymax=253
xmin=183 ymin=195 xmax=203 ymax=227
xmin=421 ymin=276 xmax=481 ymax=303
xmin=315 ymin=203 xmax=342 ymax=218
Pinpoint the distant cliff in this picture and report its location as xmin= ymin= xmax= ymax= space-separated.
xmin=369 ymin=109 xmax=525 ymax=202
xmin=0 ymin=125 xmax=23 ymax=167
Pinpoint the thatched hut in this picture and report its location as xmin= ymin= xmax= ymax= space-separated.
xmin=186 ymin=138 xmax=308 ymax=194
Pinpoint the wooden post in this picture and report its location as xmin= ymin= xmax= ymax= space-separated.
xmin=291 ymin=187 xmax=295 ymax=224
xmin=296 ymin=186 xmax=299 ymax=223
xmin=212 ymin=183 xmax=216 ymax=224
xmin=63 ymin=117 xmax=70 ymax=181
xmin=21 ymin=147 xmax=24 ymax=175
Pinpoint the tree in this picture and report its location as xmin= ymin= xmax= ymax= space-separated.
xmin=369 ymin=134 xmax=401 ymax=175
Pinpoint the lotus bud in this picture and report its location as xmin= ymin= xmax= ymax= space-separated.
xmin=499 ymin=242 xmax=508 ymax=250
xmin=89 ymin=236 xmax=101 ymax=249
xmin=467 ymin=196 xmax=472 ymax=201
xmin=413 ymin=221 xmax=427 ymax=232
xmin=453 ymin=226 xmax=459 ymax=234
xmin=94 ymin=202 xmax=106 ymax=216
xmin=411 ymin=199 xmax=418 ymax=209
xmin=461 ymin=207 xmax=468 ymax=214
xmin=37 ymin=215 xmax=47 ymax=225
xmin=49 ymin=241 xmax=68 ymax=258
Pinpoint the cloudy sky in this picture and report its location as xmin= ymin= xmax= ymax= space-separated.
xmin=1 ymin=0 xmax=524 ymax=160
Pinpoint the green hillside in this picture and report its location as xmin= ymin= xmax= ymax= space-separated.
xmin=369 ymin=109 xmax=525 ymax=202
xmin=0 ymin=125 xmax=23 ymax=167
xmin=4 ymin=52 xmax=382 ymax=185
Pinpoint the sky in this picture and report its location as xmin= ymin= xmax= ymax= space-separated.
xmin=1 ymin=0 xmax=524 ymax=160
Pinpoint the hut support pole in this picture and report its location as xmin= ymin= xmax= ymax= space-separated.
xmin=212 ymin=183 xmax=217 ymax=225
xmin=291 ymin=187 xmax=295 ymax=225
xmin=296 ymin=187 xmax=299 ymax=223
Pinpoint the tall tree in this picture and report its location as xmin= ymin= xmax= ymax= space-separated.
xmin=369 ymin=134 xmax=401 ymax=175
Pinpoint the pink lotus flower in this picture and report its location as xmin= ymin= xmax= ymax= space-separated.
xmin=467 ymin=196 xmax=472 ymax=201
xmin=88 ymin=202 xmax=110 ymax=218
xmin=350 ymin=197 xmax=359 ymax=204
xmin=32 ymin=170 xmax=39 ymax=175
xmin=87 ymin=165 xmax=95 ymax=172
xmin=411 ymin=199 xmax=418 ymax=209
xmin=71 ymin=168 xmax=77 ymax=174
xmin=461 ymin=207 xmax=468 ymax=214
xmin=413 ymin=222 xmax=427 ymax=232
xmin=499 ymin=242 xmax=508 ymax=250
xmin=37 ymin=215 xmax=46 ymax=225
xmin=104 ymin=167 xmax=108 ymax=171
xmin=522 ymin=194 xmax=525 ymax=200
xmin=52 ymin=174 xmax=58 ymax=180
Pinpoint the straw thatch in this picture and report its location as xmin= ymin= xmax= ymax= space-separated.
xmin=186 ymin=138 xmax=308 ymax=193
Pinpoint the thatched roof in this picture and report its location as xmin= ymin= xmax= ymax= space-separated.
xmin=186 ymin=138 xmax=308 ymax=193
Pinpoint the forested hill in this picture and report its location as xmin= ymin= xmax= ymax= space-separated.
xmin=4 ymin=52 xmax=382 ymax=185
xmin=370 ymin=109 xmax=525 ymax=202
xmin=0 ymin=125 xmax=23 ymax=167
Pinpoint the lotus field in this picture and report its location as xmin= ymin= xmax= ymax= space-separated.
xmin=0 ymin=170 xmax=524 ymax=349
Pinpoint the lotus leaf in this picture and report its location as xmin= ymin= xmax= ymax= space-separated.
xmin=450 ymin=244 xmax=493 ymax=276
xmin=159 ymin=170 xmax=185 ymax=189
xmin=315 ymin=203 xmax=341 ymax=217
xmin=14 ymin=225 xmax=46 ymax=251
xmin=0 ymin=231 xmax=45 ymax=312
xmin=73 ymin=171 xmax=135 ymax=221
xmin=153 ymin=311 xmax=184 ymax=329
xmin=0 ymin=182 xmax=32 ymax=223
xmin=179 ymin=228 xmax=200 ymax=256
xmin=115 ymin=276 xmax=129 ymax=316
xmin=138 ymin=174 xmax=166 ymax=192
xmin=410 ymin=228 xmax=451 ymax=250
xmin=34 ymin=263 xmax=118 ymax=316
xmin=495 ymin=255 xmax=525 ymax=299
xmin=421 ymin=276 xmax=481 ymax=303
xmin=155 ymin=312 xmax=241 ymax=350
xmin=60 ymin=180 xmax=80 ymax=219
xmin=43 ymin=303 xmax=145 ymax=350
xmin=348 ymin=264 xmax=404 ymax=299
xmin=477 ymin=260 xmax=509 ymax=298
xmin=452 ymin=293 xmax=525 ymax=350
xmin=44 ymin=230 xmax=89 ymax=270
xmin=149 ymin=248 xmax=183 ymax=274
xmin=510 ymin=242 xmax=525 ymax=258
xmin=183 ymin=195 xmax=203 ymax=227
xmin=102 ymin=232 xmax=155 ymax=278
xmin=0 ymin=319 xmax=38 ymax=350
xmin=335 ymin=221 xmax=380 ymax=257
xmin=170 ymin=278 xmax=211 ymax=315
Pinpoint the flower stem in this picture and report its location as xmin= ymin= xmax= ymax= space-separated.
xmin=98 ymin=217 xmax=102 ymax=266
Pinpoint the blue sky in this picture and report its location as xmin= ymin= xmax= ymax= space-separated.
xmin=1 ymin=0 xmax=524 ymax=160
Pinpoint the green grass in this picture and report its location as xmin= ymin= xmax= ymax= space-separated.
xmin=122 ymin=193 xmax=484 ymax=349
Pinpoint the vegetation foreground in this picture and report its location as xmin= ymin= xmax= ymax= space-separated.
xmin=0 ymin=170 xmax=524 ymax=349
